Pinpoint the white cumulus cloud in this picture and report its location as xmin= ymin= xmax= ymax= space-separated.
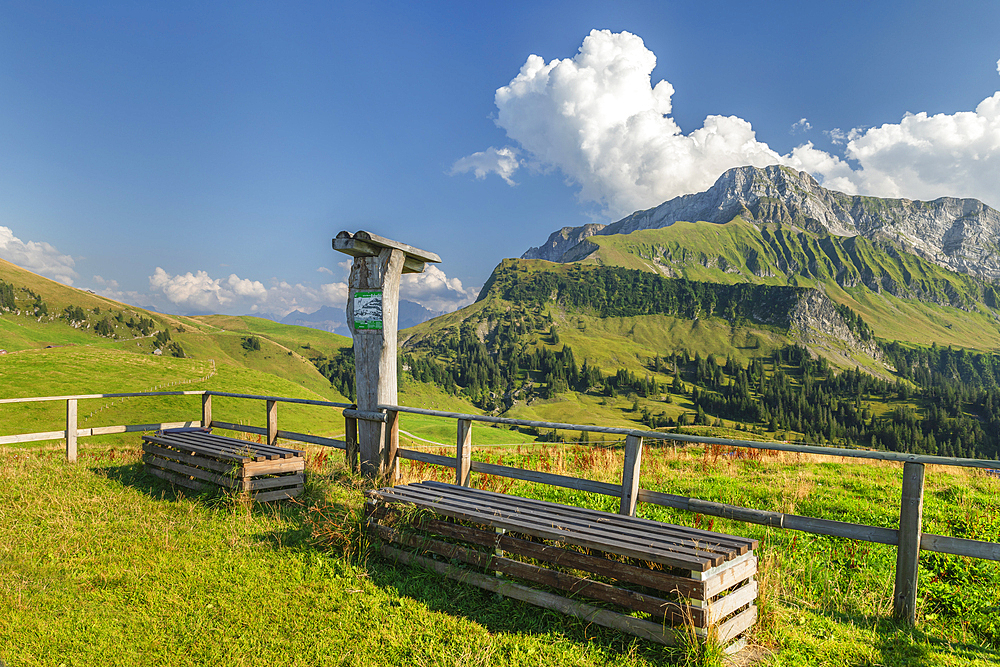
xmin=146 ymin=263 xmax=476 ymax=319
xmin=450 ymin=146 xmax=521 ymax=185
xmin=0 ymin=226 xmax=78 ymax=285
xmin=791 ymin=118 xmax=812 ymax=134
xmin=456 ymin=30 xmax=1000 ymax=216
xmin=806 ymin=93 xmax=1000 ymax=203
xmin=454 ymin=29 xmax=782 ymax=217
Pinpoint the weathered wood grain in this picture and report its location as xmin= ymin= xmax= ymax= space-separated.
xmin=894 ymin=461 xmax=925 ymax=624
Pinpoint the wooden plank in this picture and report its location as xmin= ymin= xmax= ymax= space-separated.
xmin=417 ymin=482 xmax=753 ymax=555
xmin=704 ymin=555 xmax=758 ymax=599
xmin=334 ymin=230 xmax=441 ymax=264
xmin=210 ymin=420 xmax=269 ymax=439
xmin=707 ymin=579 xmax=758 ymax=625
xmin=380 ymin=484 xmax=727 ymax=562
xmin=87 ymin=422 xmax=200 ymax=436
xmin=394 ymin=484 xmax=744 ymax=560
xmin=145 ymin=465 xmax=210 ymax=492
xmin=242 ymin=458 xmax=305 ymax=476
xmin=377 ymin=402 xmax=1000 ymax=471
xmin=893 ymin=461 xmax=924 ymax=624
xmin=253 ymin=488 xmax=302 ymax=502
xmin=642 ymin=488 xmax=887 ymax=547
xmin=379 ymin=545 xmax=678 ymax=646
xmin=249 ymin=474 xmax=305 ymax=491
xmin=0 ymin=390 xmax=207 ymax=405
xmin=456 ymin=419 xmax=472 ymax=487
xmin=921 ymin=533 xmax=1000 ymax=561
xmin=419 ymin=517 xmax=708 ymax=598
xmin=372 ymin=523 xmax=703 ymax=625
xmin=202 ymin=393 xmax=212 ymax=428
xmin=343 ymin=409 xmax=388 ymax=423
xmin=468 ymin=460 xmax=622 ymax=498
xmin=159 ymin=431 xmax=301 ymax=460
xmin=276 ymin=430 xmax=347 ymax=450
xmin=145 ymin=432 xmax=252 ymax=461
xmin=397 ymin=448 xmax=455 ymax=468
xmin=619 ymin=434 xmax=642 ymax=516
xmin=378 ymin=404 xmax=637 ymax=437
xmin=141 ymin=442 xmax=236 ymax=474
xmin=0 ymin=430 xmax=66 ymax=445
xmin=142 ymin=454 xmax=240 ymax=489
xmin=373 ymin=485 xmax=719 ymax=570
xmin=715 ymin=605 xmax=757 ymax=644
xmin=204 ymin=390 xmax=350 ymax=408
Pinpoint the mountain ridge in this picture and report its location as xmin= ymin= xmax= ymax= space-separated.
xmin=523 ymin=165 xmax=1000 ymax=281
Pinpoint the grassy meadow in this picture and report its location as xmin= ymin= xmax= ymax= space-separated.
xmin=2 ymin=438 xmax=1000 ymax=667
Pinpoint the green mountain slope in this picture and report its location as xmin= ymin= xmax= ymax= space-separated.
xmin=563 ymin=219 xmax=1000 ymax=351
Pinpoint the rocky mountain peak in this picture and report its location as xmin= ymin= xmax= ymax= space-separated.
xmin=522 ymin=165 xmax=1000 ymax=281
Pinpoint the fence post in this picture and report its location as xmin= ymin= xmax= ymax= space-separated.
xmin=266 ymin=400 xmax=278 ymax=446
xmin=457 ymin=419 xmax=473 ymax=487
xmin=384 ymin=410 xmax=399 ymax=484
xmin=65 ymin=399 xmax=77 ymax=463
xmin=620 ymin=434 xmax=643 ymax=516
xmin=334 ymin=231 xmax=440 ymax=479
xmin=893 ymin=461 xmax=925 ymax=624
xmin=345 ymin=409 xmax=359 ymax=473
xmin=201 ymin=393 xmax=212 ymax=428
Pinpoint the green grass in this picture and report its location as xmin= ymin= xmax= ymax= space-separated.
xmin=3 ymin=442 xmax=1000 ymax=666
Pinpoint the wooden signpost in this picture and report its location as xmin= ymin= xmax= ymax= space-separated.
xmin=333 ymin=231 xmax=440 ymax=479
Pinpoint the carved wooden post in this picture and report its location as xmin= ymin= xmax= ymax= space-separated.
xmin=201 ymin=393 xmax=212 ymax=428
xmin=893 ymin=461 xmax=925 ymax=624
xmin=66 ymin=399 xmax=78 ymax=463
xmin=334 ymin=231 xmax=440 ymax=479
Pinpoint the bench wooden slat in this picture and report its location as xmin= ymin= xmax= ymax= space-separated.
xmin=371 ymin=485 xmax=720 ymax=570
xmin=399 ymin=484 xmax=738 ymax=562
xmin=421 ymin=479 xmax=758 ymax=552
xmin=373 ymin=522 xmax=702 ymax=625
xmin=378 ymin=484 xmax=734 ymax=567
xmin=159 ymin=432 xmax=272 ymax=460
xmin=143 ymin=434 xmax=249 ymax=462
xmin=416 ymin=480 xmax=754 ymax=556
xmin=417 ymin=515 xmax=709 ymax=598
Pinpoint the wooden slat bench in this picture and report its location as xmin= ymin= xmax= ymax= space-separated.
xmin=142 ymin=428 xmax=305 ymax=502
xmin=366 ymin=480 xmax=758 ymax=651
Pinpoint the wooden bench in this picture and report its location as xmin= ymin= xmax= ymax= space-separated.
xmin=366 ymin=480 xmax=758 ymax=651
xmin=142 ymin=428 xmax=305 ymax=502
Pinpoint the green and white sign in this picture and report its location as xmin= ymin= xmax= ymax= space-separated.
xmin=353 ymin=290 xmax=383 ymax=330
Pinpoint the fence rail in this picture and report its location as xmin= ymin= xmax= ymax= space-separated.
xmin=4 ymin=388 xmax=1000 ymax=625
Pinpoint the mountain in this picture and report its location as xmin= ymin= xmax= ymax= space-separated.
xmin=278 ymin=305 xmax=344 ymax=335
xmin=523 ymin=165 xmax=1000 ymax=281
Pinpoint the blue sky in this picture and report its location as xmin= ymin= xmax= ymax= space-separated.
xmin=2 ymin=1 xmax=999 ymax=324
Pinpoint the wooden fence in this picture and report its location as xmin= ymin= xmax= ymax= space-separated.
xmin=3 ymin=389 xmax=1000 ymax=624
